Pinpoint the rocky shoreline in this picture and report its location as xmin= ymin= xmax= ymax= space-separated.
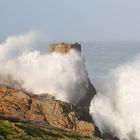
xmin=0 ymin=84 xmax=100 ymax=139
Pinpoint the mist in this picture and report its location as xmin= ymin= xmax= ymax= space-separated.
xmin=0 ymin=32 xmax=89 ymax=104
xmin=90 ymin=55 xmax=140 ymax=140
xmin=2 ymin=31 xmax=140 ymax=140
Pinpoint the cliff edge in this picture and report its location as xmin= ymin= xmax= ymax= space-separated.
xmin=0 ymin=84 xmax=99 ymax=137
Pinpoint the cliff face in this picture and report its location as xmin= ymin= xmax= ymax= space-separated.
xmin=48 ymin=43 xmax=96 ymax=121
xmin=76 ymin=79 xmax=96 ymax=121
xmin=0 ymin=43 xmax=99 ymax=138
xmin=0 ymin=84 xmax=97 ymax=137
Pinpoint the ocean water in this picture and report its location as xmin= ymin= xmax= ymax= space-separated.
xmin=85 ymin=42 xmax=140 ymax=139
xmin=82 ymin=41 xmax=140 ymax=90
xmin=1 ymin=33 xmax=140 ymax=139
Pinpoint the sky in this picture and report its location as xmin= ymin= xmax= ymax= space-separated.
xmin=0 ymin=0 xmax=140 ymax=41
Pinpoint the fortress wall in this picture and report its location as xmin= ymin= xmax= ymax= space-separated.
xmin=48 ymin=43 xmax=81 ymax=54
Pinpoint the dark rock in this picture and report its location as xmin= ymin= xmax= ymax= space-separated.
xmin=76 ymin=79 xmax=96 ymax=121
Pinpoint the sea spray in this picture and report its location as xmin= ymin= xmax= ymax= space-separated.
xmin=0 ymin=32 xmax=89 ymax=104
xmin=90 ymin=55 xmax=140 ymax=140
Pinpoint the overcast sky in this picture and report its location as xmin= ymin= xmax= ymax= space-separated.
xmin=0 ymin=0 xmax=140 ymax=41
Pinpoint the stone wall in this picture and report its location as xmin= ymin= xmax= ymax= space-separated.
xmin=48 ymin=43 xmax=81 ymax=54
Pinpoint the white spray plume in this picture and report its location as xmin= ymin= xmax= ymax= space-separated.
xmin=90 ymin=55 xmax=140 ymax=140
xmin=0 ymin=32 xmax=89 ymax=104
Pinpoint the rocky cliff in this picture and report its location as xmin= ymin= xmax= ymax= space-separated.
xmin=0 ymin=84 xmax=98 ymax=137
xmin=76 ymin=79 xmax=96 ymax=121
xmin=48 ymin=43 xmax=97 ymax=121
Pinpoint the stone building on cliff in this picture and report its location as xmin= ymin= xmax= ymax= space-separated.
xmin=48 ymin=43 xmax=81 ymax=53
xmin=48 ymin=42 xmax=96 ymax=121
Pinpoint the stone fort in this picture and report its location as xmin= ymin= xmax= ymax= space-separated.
xmin=48 ymin=43 xmax=81 ymax=54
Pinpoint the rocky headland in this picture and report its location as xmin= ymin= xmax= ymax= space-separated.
xmin=0 ymin=84 xmax=101 ymax=139
xmin=0 ymin=43 xmax=117 ymax=140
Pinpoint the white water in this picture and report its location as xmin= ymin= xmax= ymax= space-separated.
xmin=1 ymin=32 xmax=140 ymax=139
xmin=0 ymin=32 xmax=89 ymax=104
xmin=85 ymin=42 xmax=140 ymax=140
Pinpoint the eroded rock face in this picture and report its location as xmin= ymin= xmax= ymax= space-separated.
xmin=0 ymin=84 xmax=96 ymax=137
xmin=76 ymin=79 xmax=96 ymax=121
xmin=48 ymin=43 xmax=96 ymax=121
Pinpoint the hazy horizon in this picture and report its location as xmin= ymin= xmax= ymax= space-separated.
xmin=1 ymin=0 xmax=140 ymax=41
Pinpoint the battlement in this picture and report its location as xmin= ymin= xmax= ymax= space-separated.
xmin=48 ymin=43 xmax=81 ymax=54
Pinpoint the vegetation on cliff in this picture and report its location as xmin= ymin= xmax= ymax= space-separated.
xmin=0 ymin=84 xmax=97 ymax=137
xmin=0 ymin=119 xmax=101 ymax=140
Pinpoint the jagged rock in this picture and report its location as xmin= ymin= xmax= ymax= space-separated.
xmin=0 ymin=84 xmax=96 ymax=137
xmin=76 ymin=79 xmax=96 ymax=121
